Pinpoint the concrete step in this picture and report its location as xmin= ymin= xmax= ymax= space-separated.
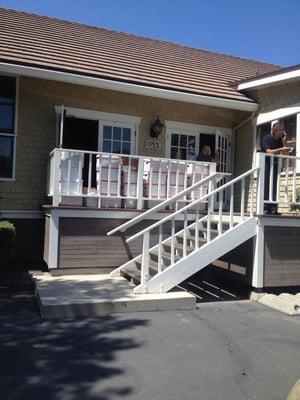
xmin=34 ymin=273 xmax=196 ymax=319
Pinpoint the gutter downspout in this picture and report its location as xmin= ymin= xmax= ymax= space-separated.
xmin=232 ymin=111 xmax=257 ymax=175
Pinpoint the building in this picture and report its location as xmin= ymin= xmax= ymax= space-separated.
xmin=1 ymin=7 xmax=300 ymax=293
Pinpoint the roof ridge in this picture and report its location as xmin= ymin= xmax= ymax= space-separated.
xmin=0 ymin=6 xmax=282 ymax=69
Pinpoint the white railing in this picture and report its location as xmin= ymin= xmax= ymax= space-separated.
xmin=48 ymin=148 xmax=217 ymax=209
xmin=107 ymin=172 xmax=229 ymax=236
xmin=256 ymin=152 xmax=300 ymax=214
xmin=122 ymin=168 xmax=257 ymax=293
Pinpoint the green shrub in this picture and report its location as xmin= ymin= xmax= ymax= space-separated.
xmin=0 ymin=221 xmax=16 ymax=261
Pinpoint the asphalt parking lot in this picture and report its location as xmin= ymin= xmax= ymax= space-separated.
xmin=0 ymin=292 xmax=299 ymax=400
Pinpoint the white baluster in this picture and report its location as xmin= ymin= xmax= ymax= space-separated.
xmin=141 ymin=231 xmax=150 ymax=291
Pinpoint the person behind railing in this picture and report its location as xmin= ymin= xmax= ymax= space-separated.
xmin=261 ymin=121 xmax=292 ymax=214
xmin=196 ymin=145 xmax=219 ymax=164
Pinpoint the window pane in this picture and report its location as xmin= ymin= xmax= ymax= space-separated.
xmin=188 ymin=136 xmax=195 ymax=147
xmin=171 ymin=134 xmax=178 ymax=146
xmin=103 ymin=125 xmax=112 ymax=139
xmin=122 ymin=142 xmax=131 ymax=154
xmin=181 ymin=148 xmax=187 ymax=159
xmin=0 ymin=76 xmax=15 ymax=103
xmin=112 ymin=141 xmax=121 ymax=153
xmin=0 ymin=135 xmax=13 ymax=178
xmin=113 ymin=127 xmax=121 ymax=140
xmin=171 ymin=147 xmax=179 ymax=159
xmin=0 ymin=104 xmax=14 ymax=132
xmin=103 ymin=140 xmax=111 ymax=153
xmin=123 ymin=128 xmax=131 ymax=142
xmin=180 ymin=135 xmax=187 ymax=147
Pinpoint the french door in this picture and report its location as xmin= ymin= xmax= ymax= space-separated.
xmin=98 ymin=121 xmax=136 ymax=155
xmin=215 ymin=129 xmax=231 ymax=208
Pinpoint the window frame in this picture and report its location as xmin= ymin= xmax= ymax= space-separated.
xmin=98 ymin=120 xmax=136 ymax=155
xmin=0 ymin=74 xmax=18 ymax=181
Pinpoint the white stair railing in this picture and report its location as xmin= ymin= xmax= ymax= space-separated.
xmin=107 ymin=171 xmax=229 ymax=236
xmin=123 ymin=168 xmax=258 ymax=293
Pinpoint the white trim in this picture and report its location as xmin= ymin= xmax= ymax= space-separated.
xmin=165 ymin=120 xmax=231 ymax=135
xmin=257 ymin=103 xmax=300 ymax=125
xmin=1 ymin=62 xmax=258 ymax=112
xmin=252 ymin=219 xmax=264 ymax=288
xmin=258 ymin=215 xmax=300 ymax=227
xmin=45 ymin=207 xmax=197 ymax=221
xmin=0 ymin=210 xmax=43 ymax=219
xmin=297 ymin=114 xmax=300 ymax=171
xmin=48 ymin=212 xmax=59 ymax=269
xmin=55 ymin=105 xmax=141 ymax=125
xmin=238 ymin=68 xmax=300 ymax=91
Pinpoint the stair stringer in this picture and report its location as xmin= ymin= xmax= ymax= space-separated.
xmin=136 ymin=216 xmax=257 ymax=294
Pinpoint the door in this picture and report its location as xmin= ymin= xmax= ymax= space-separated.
xmin=215 ymin=129 xmax=231 ymax=209
xmin=99 ymin=121 xmax=136 ymax=155
xmin=63 ymin=117 xmax=99 ymax=188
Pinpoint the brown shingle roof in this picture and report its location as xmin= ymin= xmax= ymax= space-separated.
xmin=0 ymin=8 xmax=282 ymax=103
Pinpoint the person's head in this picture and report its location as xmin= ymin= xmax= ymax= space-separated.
xmin=200 ymin=145 xmax=212 ymax=156
xmin=272 ymin=121 xmax=285 ymax=140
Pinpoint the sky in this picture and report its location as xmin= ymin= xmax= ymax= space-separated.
xmin=0 ymin=0 xmax=300 ymax=67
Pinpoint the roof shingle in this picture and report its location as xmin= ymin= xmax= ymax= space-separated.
xmin=0 ymin=8 xmax=282 ymax=103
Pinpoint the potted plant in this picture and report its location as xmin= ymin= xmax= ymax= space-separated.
xmin=0 ymin=221 xmax=16 ymax=270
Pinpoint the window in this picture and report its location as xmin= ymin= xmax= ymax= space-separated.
xmin=100 ymin=123 xmax=135 ymax=155
xmin=170 ymin=133 xmax=197 ymax=160
xmin=0 ymin=76 xmax=16 ymax=179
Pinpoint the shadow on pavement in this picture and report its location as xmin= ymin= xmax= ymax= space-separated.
xmin=0 ymin=292 xmax=149 ymax=400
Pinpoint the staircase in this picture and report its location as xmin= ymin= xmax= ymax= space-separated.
xmin=109 ymin=168 xmax=258 ymax=294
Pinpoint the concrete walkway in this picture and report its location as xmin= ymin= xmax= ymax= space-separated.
xmin=34 ymin=273 xmax=195 ymax=318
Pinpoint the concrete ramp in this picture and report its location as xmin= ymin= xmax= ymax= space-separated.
xmin=34 ymin=273 xmax=195 ymax=319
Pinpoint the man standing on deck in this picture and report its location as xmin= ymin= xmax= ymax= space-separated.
xmin=261 ymin=121 xmax=291 ymax=214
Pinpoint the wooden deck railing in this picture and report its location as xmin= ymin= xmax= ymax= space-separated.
xmin=48 ymin=148 xmax=216 ymax=209
xmin=256 ymin=152 xmax=300 ymax=214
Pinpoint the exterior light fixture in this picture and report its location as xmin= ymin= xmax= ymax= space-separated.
xmin=150 ymin=116 xmax=164 ymax=138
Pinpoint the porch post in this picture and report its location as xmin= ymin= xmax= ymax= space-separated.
xmin=48 ymin=210 xmax=59 ymax=269
xmin=59 ymin=105 xmax=65 ymax=147
xmin=256 ymin=152 xmax=265 ymax=215
xmin=136 ymin=157 xmax=144 ymax=209
xmin=52 ymin=149 xmax=61 ymax=207
xmin=296 ymin=113 xmax=300 ymax=172
xmin=252 ymin=218 xmax=264 ymax=288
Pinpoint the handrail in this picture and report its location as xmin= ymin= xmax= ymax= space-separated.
xmin=264 ymin=153 xmax=300 ymax=161
xmin=127 ymin=168 xmax=258 ymax=243
xmin=49 ymin=147 xmax=216 ymax=166
xmin=107 ymin=172 xmax=230 ymax=236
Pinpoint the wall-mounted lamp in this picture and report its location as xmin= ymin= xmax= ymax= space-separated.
xmin=150 ymin=116 xmax=164 ymax=138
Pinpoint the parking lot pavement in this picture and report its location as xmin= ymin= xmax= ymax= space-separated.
xmin=0 ymin=293 xmax=299 ymax=400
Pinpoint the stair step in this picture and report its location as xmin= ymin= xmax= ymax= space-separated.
xmin=149 ymin=248 xmax=181 ymax=264
xmin=177 ymin=234 xmax=207 ymax=244
xmin=189 ymin=227 xmax=219 ymax=236
xmin=121 ymin=260 xmax=159 ymax=284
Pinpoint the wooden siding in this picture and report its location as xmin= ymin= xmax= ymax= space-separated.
xmin=58 ymin=217 xmax=183 ymax=271
xmin=1 ymin=76 xmax=249 ymax=211
xmin=264 ymin=226 xmax=300 ymax=287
